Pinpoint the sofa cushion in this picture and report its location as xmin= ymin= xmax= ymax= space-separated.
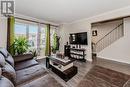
xmin=0 ymin=48 xmax=9 ymax=58
xmin=17 ymin=74 xmax=63 ymax=87
xmin=0 ymin=68 xmax=2 ymax=78
xmin=0 ymin=53 xmax=6 ymax=67
xmin=0 ymin=76 xmax=14 ymax=87
xmin=16 ymin=65 xmax=48 ymax=85
xmin=2 ymin=62 xmax=16 ymax=84
xmin=5 ymin=55 xmax=14 ymax=68
xmin=15 ymin=59 xmax=38 ymax=71
xmin=0 ymin=48 xmax=14 ymax=67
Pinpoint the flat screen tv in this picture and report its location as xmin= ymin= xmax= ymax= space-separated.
xmin=69 ymin=32 xmax=88 ymax=45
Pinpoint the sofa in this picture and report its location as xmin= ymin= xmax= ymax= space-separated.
xmin=0 ymin=48 xmax=63 ymax=87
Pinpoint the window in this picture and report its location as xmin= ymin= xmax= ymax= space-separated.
xmin=14 ymin=20 xmax=58 ymax=58
xmin=50 ymin=28 xmax=55 ymax=47
xmin=14 ymin=22 xmax=46 ymax=57
xmin=28 ymin=25 xmax=38 ymax=49
xmin=40 ymin=27 xmax=46 ymax=48
xmin=15 ymin=23 xmax=27 ymax=38
xmin=50 ymin=26 xmax=57 ymax=47
xmin=37 ymin=26 xmax=46 ymax=57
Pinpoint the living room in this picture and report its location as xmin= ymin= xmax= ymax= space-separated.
xmin=0 ymin=0 xmax=130 ymax=87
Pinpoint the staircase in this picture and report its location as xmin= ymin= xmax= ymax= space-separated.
xmin=92 ymin=23 xmax=124 ymax=53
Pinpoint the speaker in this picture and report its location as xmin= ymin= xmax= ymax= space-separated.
xmin=64 ymin=45 xmax=70 ymax=57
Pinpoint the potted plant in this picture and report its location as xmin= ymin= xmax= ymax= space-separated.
xmin=51 ymin=33 xmax=60 ymax=54
xmin=12 ymin=37 xmax=30 ymax=55
xmin=51 ymin=46 xmax=57 ymax=54
xmin=29 ymin=49 xmax=38 ymax=59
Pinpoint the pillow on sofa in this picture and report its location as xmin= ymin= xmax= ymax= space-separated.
xmin=0 ymin=48 xmax=9 ymax=58
xmin=2 ymin=62 xmax=16 ymax=84
xmin=0 ymin=48 xmax=14 ymax=67
xmin=0 ymin=53 xmax=6 ymax=67
xmin=5 ymin=55 xmax=14 ymax=68
xmin=0 ymin=76 xmax=14 ymax=87
xmin=0 ymin=68 xmax=2 ymax=79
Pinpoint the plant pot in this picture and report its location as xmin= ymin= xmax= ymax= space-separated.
xmin=13 ymin=53 xmax=33 ymax=62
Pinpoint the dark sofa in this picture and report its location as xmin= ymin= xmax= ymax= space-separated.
xmin=0 ymin=48 xmax=63 ymax=87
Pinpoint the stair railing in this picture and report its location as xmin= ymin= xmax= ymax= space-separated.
xmin=93 ymin=23 xmax=124 ymax=53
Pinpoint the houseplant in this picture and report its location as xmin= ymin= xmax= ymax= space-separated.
xmin=51 ymin=33 xmax=60 ymax=54
xmin=29 ymin=49 xmax=38 ymax=59
xmin=12 ymin=37 xmax=30 ymax=55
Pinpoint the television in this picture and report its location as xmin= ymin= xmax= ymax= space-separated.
xmin=69 ymin=32 xmax=88 ymax=45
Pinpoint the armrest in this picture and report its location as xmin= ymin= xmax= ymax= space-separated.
xmin=13 ymin=54 xmax=34 ymax=63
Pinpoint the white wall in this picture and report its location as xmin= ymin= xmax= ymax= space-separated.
xmin=59 ymin=6 xmax=130 ymax=62
xmin=98 ymin=18 xmax=130 ymax=64
xmin=59 ymin=21 xmax=92 ymax=61
xmin=0 ymin=16 xmax=7 ymax=48
xmin=59 ymin=24 xmax=69 ymax=52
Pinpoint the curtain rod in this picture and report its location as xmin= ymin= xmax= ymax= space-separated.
xmin=15 ymin=17 xmax=59 ymax=27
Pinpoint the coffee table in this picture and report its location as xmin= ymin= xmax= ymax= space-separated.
xmin=46 ymin=56 xmax=78 ymax=81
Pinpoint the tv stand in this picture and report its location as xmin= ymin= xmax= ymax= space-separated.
xmin=64 ymin=45 xmax=86 ymax=62
xmin=70 ymin=48 xmax=86 ymax=62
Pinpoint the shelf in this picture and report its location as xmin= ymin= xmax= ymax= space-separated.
xmin=70 ymin=48 xmax=85 ymax=51
xmin=70 ymin=53 xmax=86 ymax=56
xmin=70 ymin=48 xmax=86 ymax=62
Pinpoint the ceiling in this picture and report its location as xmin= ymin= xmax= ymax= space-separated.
xmin=16 ymin=0 xmax=130 ymax=24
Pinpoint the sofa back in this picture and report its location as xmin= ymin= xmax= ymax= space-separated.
xmin=0 ymin=48 xmax=14 ymax=67
xmin=13 ymin=54 xmax=34 ymax=62
xmin=0 ymin=67 xmax=1 ymax=78
xmin=0 ymin=48 xmax=16 ymax=86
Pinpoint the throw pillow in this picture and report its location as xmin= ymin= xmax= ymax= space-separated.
xmin=0 ymin=48 xmax=9 ymax=58
xmin=0 ymin=53 xmax=6 ymax=67
xmin=0 ymin=48 xmax=14 ymax=67
xmin=0 ymin=68 xmax=2 ymax=79
xmin=2 ymin=62 xmax=16 ymax=84
xmin=0 ymin=76 xmax=14 ymax=87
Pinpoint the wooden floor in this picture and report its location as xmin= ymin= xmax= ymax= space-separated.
xmin=37 ymin=58 xmax=130 ymax=87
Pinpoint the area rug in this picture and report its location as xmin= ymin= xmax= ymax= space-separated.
xmin=77 ymin=65 xmax=130 ymax=87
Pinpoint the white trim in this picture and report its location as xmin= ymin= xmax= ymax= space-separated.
xmin=97 ymin=56 xmax=130 ymax=64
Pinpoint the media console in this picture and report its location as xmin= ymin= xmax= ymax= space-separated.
xmin=64 ymin=45 xmax=86 ymax=62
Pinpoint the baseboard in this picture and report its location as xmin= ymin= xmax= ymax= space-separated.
xmin=97 ymin=56 xmax=130 ymax=64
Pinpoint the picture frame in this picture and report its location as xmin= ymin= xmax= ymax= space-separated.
xmin=92 ymin=30 xmax=97 ymax=36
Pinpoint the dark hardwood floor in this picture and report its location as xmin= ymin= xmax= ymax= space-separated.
xmin=37 ymin=58 xmax=130 ymax=87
